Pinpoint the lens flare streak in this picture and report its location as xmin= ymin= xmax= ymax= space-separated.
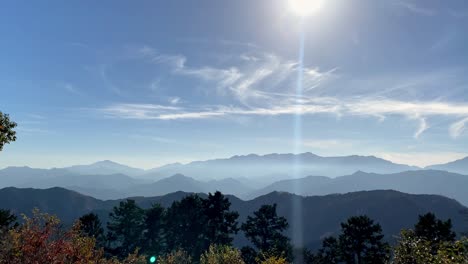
xmin=292 ymin=20 xmax=306 ymax=258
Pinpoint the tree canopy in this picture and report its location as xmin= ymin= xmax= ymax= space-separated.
xmin=107 ymin=199 xmax=146 ymax=258
xmin=241 ymin=204 xmax=292 ymax=262
xmin=0 ymin=112 xmax=17 ymax=151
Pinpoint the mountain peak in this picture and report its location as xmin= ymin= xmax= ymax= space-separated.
xmin=93 ymin=160 xmax=122 ymax=166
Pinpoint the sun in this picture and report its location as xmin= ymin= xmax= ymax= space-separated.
xmin=288 ymin=0 xmax=323 ymax=17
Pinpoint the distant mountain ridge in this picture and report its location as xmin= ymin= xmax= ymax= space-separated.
xmin=143 ymin=152 xmax=420 ymax=181
xmin=1 ymin=153 xmax=468 ymax=204
xmin=426 ymin=156 xmax=468 ymax=175
xmin=0 ymin=187 xmax=466 ymax=249
xmin=251 ymin=170 xmax=468 ymax=206
xmin=3 ymin=153 xmax=468 ymax=182
xmin=65 ymin=160 xmax=145 ymax=177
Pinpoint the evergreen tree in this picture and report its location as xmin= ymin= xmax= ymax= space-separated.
xmin=338 ymin=215 xmax=389 ymax=264
xmin=202 ymin=191 xmax=239 ymax=247
xmin=0 ymin=209 xmax=17 ymax=229
xmin=144 ymin=203 xmax=167 ymax=256
xmin=241 ymin=204 xmax=292 ymax=261
xmin=0 ymin=112 xmax=17 ymax=151
xmin=107 ymin=199 xmax=145 ymax=258
xmin=78 ymin=213 xmax=105 ymax=247
xmin=307 ymin=237 xmax=341 ymax=264
xmin=241 ymin=246 xmax=258 ymax=264
xmin=414 ymin=212 xmax=456 ymax=243
xmin=165 ymin=194 xmax=207 ymax=259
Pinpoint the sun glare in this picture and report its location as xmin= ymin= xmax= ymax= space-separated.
xmin=288 ymin=0 xmax=323 ymax=17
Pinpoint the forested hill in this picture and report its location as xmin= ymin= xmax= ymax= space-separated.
xmin=0 ymin=187 xmax=467 ymax=249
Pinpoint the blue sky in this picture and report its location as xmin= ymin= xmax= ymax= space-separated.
xmin=1 ymin=0 xmax=468 ymax=169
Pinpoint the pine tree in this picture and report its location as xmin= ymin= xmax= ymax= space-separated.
xmin=79 ymin=213 xmax=105 ymax=247
xmin=143 ymin=203 xmax=167 ymax=256
xmin=107 ymin=199 xmax=145 ymax=258
xmin=165 ymin=194 xmax=207 ymax=259
xmin=338 ymin=215 xmax=389 ymax=264
xmin=241 ymin=204 xmax=292 ymax=261
xmin=202 ymin=191 xmax=239 ymax=247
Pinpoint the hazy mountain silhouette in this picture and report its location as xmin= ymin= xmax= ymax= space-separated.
xmin=251 ymin=170 xmax=468 ymax=206
xmin=0 ymin=187 xmax=466 ymax=249
xmin=0 ymin=167 xmax=73 ymax=188
xmin=125 ymin=174 xmax=253 ymax=198
xmin=426 ymin=156 xmax=468 ymax=175
xmin=65 ymin=160 xmax=145 ymax=177
xmin=144 ymin=153 xmax=418 ymax=181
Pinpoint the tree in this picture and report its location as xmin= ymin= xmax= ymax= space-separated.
xmin=0 ymin=112 xmax=17 ymax=151
xmin=307 ymin=237 xmax=341 ymax=264
xmin=241 ymin=246 xmax=258 ymax=264
xmin=143 ymin=203 xmax=166 ymax=256
xmin=79 ymin=212 xmax=105 ymax=247
xmin=338 ymin=215 xmax=390 ymax=264
xmin=0 ymin=209 xmax=17 ymax=229
xmin=107 ymin=199 xmax=146 ymax=258
xmin=0 ymin=209 xmax=104 ymax=263
xmin=259 ymin=255 xmax=289 ymax=264
xmin=200 ymin=244 xmax=245 ymax=264
xmin=393 ymin=229 xmax=468 ymax=264
xmin=414 ymin=212 xmax=456 ymax=244
xmin=202 ymin=191 xmax=239 ymax=247
xmin=159 ymin=249 xmax=192 ymax=264
xmin=241 ymin=204 xmax=292 ymax=261
xmin=165 ymin=194 xmax=207 ymax=258
xmin=0 ymin=209 xmax=147 ymax=264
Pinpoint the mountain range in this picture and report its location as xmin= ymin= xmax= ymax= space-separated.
xmin=1 ymin=153 xmax=468 ymax=205
xmin=142 ymin=153 xmax=420 ymax=181
xmin=0 ymin=187 xmax=467 ymax=249
xmin=250 ymin=170 xmax=468 ymax=205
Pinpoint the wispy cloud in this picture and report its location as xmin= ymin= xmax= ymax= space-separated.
xmin=449 ymin=117 xmax=468 ymax=138
xmin=136 ymin=46 xmax=336 ymax=106
xmin=169 ymin=97 xmax=181 ymax=105
xmin=99 ymin=65 xmax=123 ymax=95
xmin=393 ymin=0 xmax=436 ymax=16
xmin=413 ymin=117 xmax=428 ymax=139
xmin=128 ymin=134 xmax=177 ymax=144
xmin=99 ymin=98 xmax=468 ymax=138
xmin=64 ymin=83 xmax=81 ymax=95
xmin=96 ymin=46 xmax=468 ymax=139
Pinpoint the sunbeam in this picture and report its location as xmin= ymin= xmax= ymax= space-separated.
xmin=292 ymin=19 xmax=306 ymax=262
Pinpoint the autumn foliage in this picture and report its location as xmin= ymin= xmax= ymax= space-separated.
xmin=0 ymin=209 xmax=145 ymax=264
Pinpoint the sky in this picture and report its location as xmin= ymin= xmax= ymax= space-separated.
xmin=1 ymin=0 xmax=468 ymax=169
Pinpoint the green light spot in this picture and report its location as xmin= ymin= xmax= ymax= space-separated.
xmin=149 ymin=256 xmax=157 ymax=263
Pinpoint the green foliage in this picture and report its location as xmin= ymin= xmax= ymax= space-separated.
xmin=0 ymin=209 xmax=17 ymax=229
xmin=79 ymin=212 xmax=105 ymax=247
xmin=414 ymin=213 xmax=456 ymax=246
xmin=143 ymin=203 xmax=167 ymax=256
xmin=258 ymin=255 xmax=289 ymax=264
xmin=165 ymin=194 xmax=207 ymax=259
xmin=393 ymin=213 xmax=465 ymax=264
xmin=338 ymin=215 xmax=390 ymax=264
xmin=200 ymin=244 xmax=245 ymax=264
xmin=159 ymin=249 xmax=192 ymax=264
xmin=307 ymin=237 xmax=341 ymax=264
xmin=107 ymin=199 xmax=146 ymax=258
xmin=0 ymin=112 xmax=17 ymax=151
xmin=241 ymin=246 xmax=259 ymax=264
xmin=393 ymin=229 xmax=468 ymax=264
xmin=241 ymin=204 xmax=292 ymax=262
xmin=202 ymin=191 xmax=239 ymax=247
xmin=308 ymin=215 xmax=390 ymax=264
